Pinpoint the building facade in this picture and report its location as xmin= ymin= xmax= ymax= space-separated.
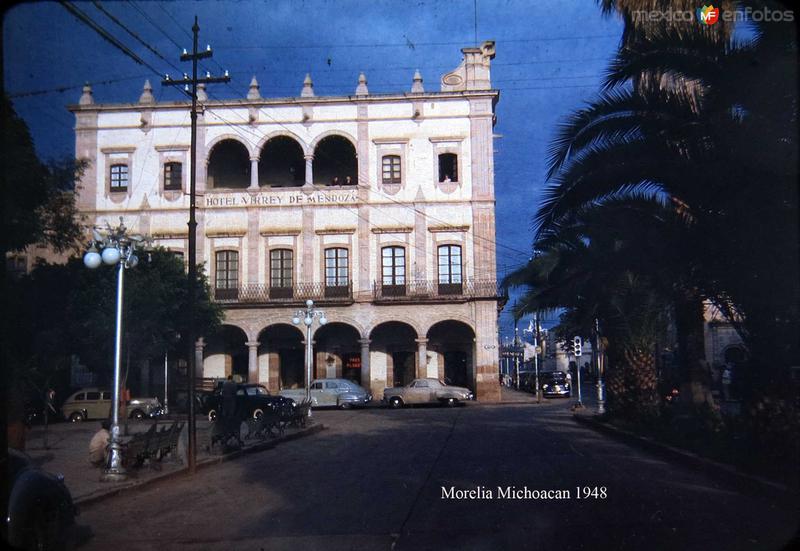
xmin=69 ymin=42 xmax=503 ymax=401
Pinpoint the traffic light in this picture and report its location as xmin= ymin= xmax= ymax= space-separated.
xmin=573 ymin=336 xmax=582 ymax=357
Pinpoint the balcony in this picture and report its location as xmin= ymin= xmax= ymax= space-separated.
xmin=373 ymin=279 xmax=501 ymax=303
xmin=213 ymin=281 xmax=353 ymax=306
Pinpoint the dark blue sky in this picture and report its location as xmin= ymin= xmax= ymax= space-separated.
xmin=4 ymin=0 xmax=623 ymax=340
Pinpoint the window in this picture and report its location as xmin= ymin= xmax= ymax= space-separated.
xmin=325 ymin=248 xmax=349 ymax=297
xmin=110 ymin=164 xmax=129 ymax=192
xmin=102 ymin=392 xmax=112 ymax=400
xmin=381 ymin=246 xmax=406 ymax=296
xmin=438 ymin=153 xmax=458 ymax=182
xmin=164 ymin=162 xmax=182 ymax=191
xmin=75 ymin=393 xmax=85 ymax=401
xmin=311 ymin=382 xmax=323 ymax=390
xmin=215 ymin=250 xmax=239 ymax=300
xmin=437 ymin=244 xmax=463 ymax=295
xmin=270 ymin=249 xmax=293 ymax=298
xmin=324 ymin=381 xmax=340 ymax=389
xmin=86 ymin=392 xmax=101 ymax=400
xmin=382 ymin=155 xmax=401 ymax=184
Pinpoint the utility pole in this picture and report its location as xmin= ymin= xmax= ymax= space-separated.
xmin=514 ymin=321 xmax=521 ymax=390
xmin=162 ymin=16 xmax=229 ymax=474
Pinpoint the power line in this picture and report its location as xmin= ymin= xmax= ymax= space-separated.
xmin=126 ymin=0 xmax=182 ymax=51
xmin=59 ymin=1 xmax=163 ymax=77
xmin=92 ymin=1 xmax=178 ymax=70
xmin=215 ymin=34 xmax=620 ymax=50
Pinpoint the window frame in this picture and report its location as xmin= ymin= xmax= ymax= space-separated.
xmin=437 ymin=244 xmax=463 ymax=295
xmin=214 ymin=250 xmax=240 ymax=291
xmin=324 ymin=247 xmax=349 ymax=288
xmin=381 ymin=155 xmax=402 ymax=185
xmin=109 ymin=163 xmax=129 ymax=192
xmin=163 ymin=161 xmax=183 ymax=191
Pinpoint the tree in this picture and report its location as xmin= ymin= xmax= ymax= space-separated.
xmin=505 ymin=197 xmax=673 ymax=417
xmin=533 ymin=3 xmax=798 ymax=404
xmin=7 ymin=249 xmax=223 ymax=399
xmin=2 ymin=96 xmax=89 ymax=445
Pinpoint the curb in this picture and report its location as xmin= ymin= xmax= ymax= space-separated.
xmin=75 ymin=424 xmax=326 ymax=508
xmin=573 ymin=414 xmax=797 ymax=503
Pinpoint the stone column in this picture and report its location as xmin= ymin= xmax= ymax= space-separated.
xmin=304 ymin=154 xmax=314 ymax=187
xmin=415 ymin=338 xmax=429 ymax=379
xmin=246 ymin=341 xmax=259 ymax=383
xmin=359 ymin=338 xmax=371 ymax=390
xmin=194 ymin=338 xmax=206 ymax=379
xmin=249 ymin=158 xmax=259 ymax=190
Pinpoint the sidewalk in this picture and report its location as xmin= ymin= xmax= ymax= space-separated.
xmin=22 ymin=417 xmax=323 ymax=506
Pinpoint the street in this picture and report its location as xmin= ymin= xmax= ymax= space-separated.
xmin=77 ymin=398 xmax=797 ymax=550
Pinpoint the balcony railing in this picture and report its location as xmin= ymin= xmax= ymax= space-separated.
xmin=213 ymin=281 xmax=353 ymax=305
xmin=373 ymin=279 xmax=501 ymax=302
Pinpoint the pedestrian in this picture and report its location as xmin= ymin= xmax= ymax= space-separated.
xmin=722 ymin=365 xmax=732 ymax=401
xmin=221 ymin=375 xmax=237 ymax=420
xmin=344 ymin=176 xmax=353 ymax=186
xmin=43 ymin=388 xmax=56 ymax=449
xmin=89 ymin=420 xmax=111 ymax=466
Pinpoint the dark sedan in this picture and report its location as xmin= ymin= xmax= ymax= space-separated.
xmin=541 ymin=372 xmax=571 ymax=398
xmin=4 ymin=448 xmax=78 ymax=550
xmin=200 ymin=383 xmax=296 ymax=421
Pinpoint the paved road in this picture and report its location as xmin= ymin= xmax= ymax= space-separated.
xmin=77 ymin=400 xmax=798 ymax=550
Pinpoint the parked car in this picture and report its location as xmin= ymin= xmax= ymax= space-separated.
xmin=201 ymin=382 xmax=296 ymax=422
xmin=3 ymin=448 xmax=78 ymax=550
xmin=383 ymin=378 xmax=474 ymax=408
xmin=279 ymin=378 xmax=372 ymax=409
xmin=60 ymin=388 xmax=162 ymax=422
xmin=540 ymin=372 xmax=571 ymax=398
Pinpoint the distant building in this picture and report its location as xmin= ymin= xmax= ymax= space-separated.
xmin=68 ymin=42 xmax=503 ymax=401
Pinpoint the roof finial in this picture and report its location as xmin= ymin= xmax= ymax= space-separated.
xmin=355 ymin=72 xmax=369 ymax=96
xmin=139 ymin=79 xmax=155 ymax=104
xmin=301 ymin=73 xmax=315 ymax=97
xmin=79 ymin=82 xmax=94 ymax=105
xmin=247 ymin=76 xmax=261 ymax=100
xmin=411 ymin=69 xmax=424 ymax=94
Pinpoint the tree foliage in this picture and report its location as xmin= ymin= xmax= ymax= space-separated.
xmin=5 ymin=249 xmax=223 ymax=394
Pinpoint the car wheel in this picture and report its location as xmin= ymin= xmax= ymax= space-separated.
xmin=208 ymin=409 xmax=217 ymax=422
xmin=445 ymin=397 xmax=458 ymax=407
xmin=69 ymin=412 xmax=84 ymax=423
xmin=253 ymin=408 xmax=264 ymax=420
xmin=389 ymin=397 xmax=403 ymax=409
xmin=130 ymin=409 xmax=145 ymax=420
xmin=339 ymin=402 xmax=352 ymax=410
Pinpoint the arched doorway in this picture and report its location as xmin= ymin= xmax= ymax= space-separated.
xmin=258 ymin=324 xmax=304 ymax=390
xmin=203 ymin=325 xmax=248 ymax=381
xmin=313 ymin=135 xmax=357 ymax=186
xmin=207 ymin=139 xmax=250 ymax=189
xmin=313 ymin=323 xmax=361 ymax=383
xmin=370 ymin=322 xmax=417 ymax=388
xmin=427 ymin=320 xmax=475 ymax=390
xmin=259 ymin=136 xmax=304 ymax=187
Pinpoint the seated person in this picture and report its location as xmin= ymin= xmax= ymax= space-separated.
xmin=344 ymin=176 xmax=353 ymax=185
xmin=330 ymin=176 xmax=340 ymax=186
xmin=89 ymin=420 xmax=111 ymax=466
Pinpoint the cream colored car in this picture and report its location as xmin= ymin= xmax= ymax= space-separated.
xmin=61 ymin=388 xmax=161 ymax=421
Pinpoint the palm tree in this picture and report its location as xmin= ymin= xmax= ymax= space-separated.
xmin=506 ymin=196 xmax=676 ymax=416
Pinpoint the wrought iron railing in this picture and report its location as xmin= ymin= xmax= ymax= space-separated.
xmin=373 ymin=279 xmax=501 ymax=302
xmin=214 ymin=281 xmax=353 ymax=304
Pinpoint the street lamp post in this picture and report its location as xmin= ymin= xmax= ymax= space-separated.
xmin=83 ymin=218 xmax=148 ymax=482
xmin=292 ymin=300 xmax=328 ymax=417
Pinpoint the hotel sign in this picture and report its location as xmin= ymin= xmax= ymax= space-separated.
xmin=204 ymin=190 xmax=359 ymax=208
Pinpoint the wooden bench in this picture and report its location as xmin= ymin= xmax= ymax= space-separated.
xmin=245 ymin=407 xmax=283 ymax=440
xmin=284 ymin=400 xmax=312 ymax=429
xmin=124 ymin=421 xmax=184 ymax=468
xmin=207 ymin=414 xmax=245 ymax=454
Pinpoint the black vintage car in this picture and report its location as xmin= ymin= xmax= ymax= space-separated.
xmin=199 ymin=383 xmax=296 ymax=422
xmin=540 ymin=371 xmax=572 ymax=398
xmin=4 ymin=448 xmax=78 ymax=550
